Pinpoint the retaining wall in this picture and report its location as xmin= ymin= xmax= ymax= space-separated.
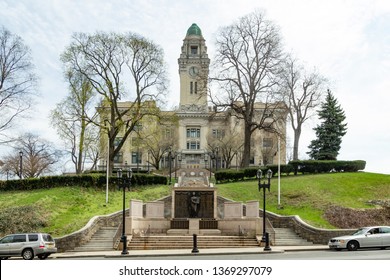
xmin=55 ymin=211 xmax=123 ymax=252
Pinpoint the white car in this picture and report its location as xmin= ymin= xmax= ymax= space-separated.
xmin=328 ymin=226 xmax=390 ymax=251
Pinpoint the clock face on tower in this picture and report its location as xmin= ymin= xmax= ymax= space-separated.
xmin=188 ymin=66 xmax=199 ymax=77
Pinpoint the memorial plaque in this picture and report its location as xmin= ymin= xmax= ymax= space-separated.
xmin=174 ymin=190 xmax=214 ymax=218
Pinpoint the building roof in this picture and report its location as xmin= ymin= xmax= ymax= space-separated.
xmin=186 ymin=23 xmax=202 ymax=36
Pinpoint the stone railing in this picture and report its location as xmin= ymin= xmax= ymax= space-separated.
xmin=55 ymin=210 xmax=124 ymax=252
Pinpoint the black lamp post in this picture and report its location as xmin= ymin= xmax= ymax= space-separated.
xmin=209 ymin=152 xmax=215 ymax=180
xmin=178 ymin=154 xmax=182 ymax=169
xmin=19 ymin=151 xmax=23 ymax=179
xmin=171 ymin=151 xmax=177 ymax=181
xmin=215 ymin=147 xmax=219 ymax=172
xmin=168 ymin=148 xmax=172 ymax=185
xmin=257 ymin=168 xmax=272 ymax=251
xmin=118 ymin=167 xmax=132 ymax=255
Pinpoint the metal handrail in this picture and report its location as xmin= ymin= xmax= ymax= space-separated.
xmin=112 ymin=223 xmax=122 ymax=249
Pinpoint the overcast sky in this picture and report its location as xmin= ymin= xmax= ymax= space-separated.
xmin=1 ymin=0 xmax=389 ymax=174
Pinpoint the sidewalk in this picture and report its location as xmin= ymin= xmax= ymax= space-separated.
xmin=51 ymin=245 xmax=329 ymax=259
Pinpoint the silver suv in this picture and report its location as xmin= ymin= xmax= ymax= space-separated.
xmin=0 ymin=233 xmax=57 ymax=260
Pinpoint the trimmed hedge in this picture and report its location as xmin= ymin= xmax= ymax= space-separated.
xmin=214 ymin=160 xmax=366 ymax=182
xmin=289 ymin=160 xmax=366 ymax=175
xmin=0 ymin=174 xmax=167 ymax=192
xmin=216 ymin=164 xmax=294 ymax=182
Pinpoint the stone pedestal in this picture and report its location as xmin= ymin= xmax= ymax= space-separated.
xmin=224 ymin=202 xmax=243 ymax=218
xmin=246 ymin=201 xmax=260 ymax=218
xmin=145 ymin=201 xmax=165 ymax=218
xmin=130 ymin=199 xmax=143 ymax=218
xmin=189 ymin=218 xmax=200 ymax=235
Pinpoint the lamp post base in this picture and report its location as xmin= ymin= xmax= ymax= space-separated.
xmin=121 ymin=235 xmax=129 ymax=255
xmin=263 ymin=232 xmax=272 ymax=251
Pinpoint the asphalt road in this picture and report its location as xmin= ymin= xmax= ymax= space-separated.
xmin=51 ymin=248 xmax=390 ymax=260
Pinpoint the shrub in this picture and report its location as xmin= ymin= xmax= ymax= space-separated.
xmin=0 ymin=206 xmax=49 ymax=236
xmin=0 ymin=173 xmax=167 ymax=192
xmin=289 ymin=160 xmax=366 ymax=175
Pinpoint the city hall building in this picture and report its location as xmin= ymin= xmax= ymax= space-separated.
xmin=99 ymin=24 xmax=287 ymax=171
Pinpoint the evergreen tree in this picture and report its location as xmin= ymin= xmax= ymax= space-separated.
xmin=307 ymin=89 xmax=347 ymax=160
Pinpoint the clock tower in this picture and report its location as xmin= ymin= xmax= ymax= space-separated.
xmin=178 ymin=23 xmax=210 ymax=109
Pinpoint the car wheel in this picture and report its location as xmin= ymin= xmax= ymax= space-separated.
xmin=22 ymin=248 xmax=34 ymax=260
xmin=347 ymin=240 xmax=359 ymax=251
xmin=0 ymin=257 xmax=9 ymax=260
xmin=38 ymin=254 xmax=49 ymax=260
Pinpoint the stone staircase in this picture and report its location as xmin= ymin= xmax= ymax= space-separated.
xmin=71 ymin=226 xmax=117 ymax=252
xmin=68 ymin=227 xmax=313 ymax=252
xmin=128 ymin=235 xmax=259 ymax=250
xmin=273 ymin=228 xmax=313 ymax=246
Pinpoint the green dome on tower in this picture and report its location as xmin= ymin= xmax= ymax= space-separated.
xmin=186 ymin=23 xmax=202 ymax=36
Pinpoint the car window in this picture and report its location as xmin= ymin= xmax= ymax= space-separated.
xmin=368 ymin=228 xmax=380 ymax=234
xmin=42 ymin=234 xmax=54 ymax=242
xmin=0 ymin=236 xmax=13 ymax=244
xmin=352 ymin=228 xmax=365 ymax=235
xmin=28 ymin=234 xmax=39 ymax=242
xmin=13 ymin=235 xmax=27 ymax=242
xmin=379 ymin=227 xmax=390 ymax=234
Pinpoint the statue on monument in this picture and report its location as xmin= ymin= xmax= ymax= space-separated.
xmin=189 ymin=191 xmax=201 ymax=218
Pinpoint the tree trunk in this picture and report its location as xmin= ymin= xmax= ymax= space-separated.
xmin=292 ymin=127 xmax=301 ymax=161
xmin=241 ymin=124 xmax=252 ymax=167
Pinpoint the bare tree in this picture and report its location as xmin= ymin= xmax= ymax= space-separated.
xmin=61 ymin=31 xmax=168 ymax=174
xmin=1 ymin=133 xmax=62 ymax=178
xmin=0 ymin=26 xmax=37 ymax=142
xmin=139 ymin=116 xmax=178 ymax=170
xmin=50 ymin=71 xmax=97 ymax=174
xmin=206 ymin=119 xmax=244 ymax=169
xmin=280 ymin=55 xmax=327 ymax=160
xmin=211 ymin=11 xmax=286 ymax=167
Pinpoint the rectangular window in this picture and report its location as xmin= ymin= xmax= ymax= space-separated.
xmin=191 ymin=46 xmax=198 ymax=54
xmin=250 ymin=155 xmax=255 ymax=165
xmin=131 ymin=152 xmax=142 ymax=164
xmin=134 ymin=123 xmax=142 ymax=132
xmin=263 ymin=138 xmax=273 ymax=148
xmin=212 ymin=129 xmax=225 ymax=139
xmin=187 ymin=128 xmax=200 ymax=138
xmin=114 ymin=152 xmax=123 ymax=163
xmin=114 ymin=137 xmax=122 ymax=148
xmin=194 ymin=82 xmax=198 ymax=94
xmin=187 ymin=141 xmax=200 ymax=150
xmin=164 ymin=128 xmax=172 ymax=139
xmin=190 ymin=82 xmax=193 ymax=94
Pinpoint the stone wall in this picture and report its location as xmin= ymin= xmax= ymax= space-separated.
xmin=55 ymin=210 xmax=123 ymax=252
xmin=263 ymin=210 xmax=355 ymax=244
xmin=219 ymin=196 xmax=355 ymax=244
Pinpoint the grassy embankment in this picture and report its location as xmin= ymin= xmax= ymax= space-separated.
xmin=0 ymin=172 xmax=389 ymax=237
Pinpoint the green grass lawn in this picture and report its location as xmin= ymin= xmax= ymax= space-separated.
xmin=217 ymin=172 xmax=390 ymax=228
xmin=0 ymin=172 xmax=389 ymax=237
xmin=0 ymin=185 xmax=171 ymax=237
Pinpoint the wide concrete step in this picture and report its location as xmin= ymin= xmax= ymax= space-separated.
xmin=68 ymin=226 xmax=117 ymax=252
xmin=128 ymin=235 xmax=259 ymax=250
xmin=273 ymin=228 xmax=313 ymax=246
